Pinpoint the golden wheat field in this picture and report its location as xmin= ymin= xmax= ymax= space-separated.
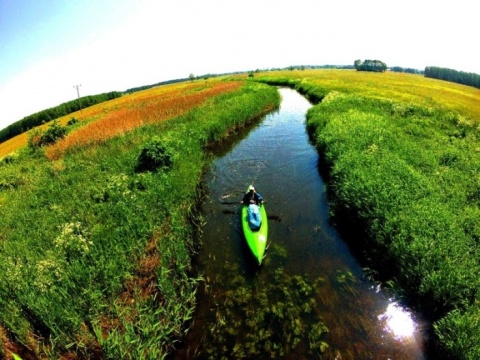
xmin=263 ymin=69 xmax=480 ymax=121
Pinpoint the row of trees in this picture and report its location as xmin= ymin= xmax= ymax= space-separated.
xmin=125 ymin=78 xmax=189 ymax=93
xmin=390 ymin=66 xmax=424 ymax=75
xmin=354 ymin=59 xmax=387 ymax=72
xmin=425 ymin=66 xmax=480 ymax=89
xmin=0 ymin=91 xmax=122 ymax=144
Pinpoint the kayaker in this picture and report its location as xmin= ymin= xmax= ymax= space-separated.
xmin=240 ymin=185 xmax=264 ymax=205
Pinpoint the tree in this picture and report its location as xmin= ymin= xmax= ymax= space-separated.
xmin=0 ymin=91 xmax=122 ymax=144
xmin=425 ymin=66 xmax=480 ymax=89
xmin=354 ymin=59 xmax=387 ymax=72
xmin=189 ymin=73 xmax=195 ymax=82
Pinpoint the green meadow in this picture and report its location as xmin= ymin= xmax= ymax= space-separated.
xmin=255 ymin=69 xmax=480 ymax=359
xmin=2 ymin=68 xmax=480 ymax=359
xmin=0 ymin=81 xmax=280 ymax=359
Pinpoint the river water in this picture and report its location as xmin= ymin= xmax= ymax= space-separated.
xmin=174 ymin=88 xmax=427 ymax=359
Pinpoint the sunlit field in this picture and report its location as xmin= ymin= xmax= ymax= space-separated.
xmin=258 ymin=69 xmax=480 ymax=122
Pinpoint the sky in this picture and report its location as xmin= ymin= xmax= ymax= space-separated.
xmin=0 ymin=0 xmax=478 ymax=131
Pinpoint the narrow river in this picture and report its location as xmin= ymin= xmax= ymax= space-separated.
xmin=174 ymin=88 xmax=427 ymax=359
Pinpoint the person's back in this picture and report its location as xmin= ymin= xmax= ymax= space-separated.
xmin=241 ymin=185 xmax=263 ymax=205
xmin=247 ymin=203 xmax=262 ymax=230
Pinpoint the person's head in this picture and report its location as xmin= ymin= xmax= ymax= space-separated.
xmin=249 ymin=185 xmax=255 ymax=193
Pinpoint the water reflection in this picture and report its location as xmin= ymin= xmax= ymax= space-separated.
xmin=379 ymin=302 xmax=416 ymax=340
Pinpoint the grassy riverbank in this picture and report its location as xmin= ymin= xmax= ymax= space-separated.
xmin=0 ymin=79 xmax=280 ymax=359
xmin=255 ymin=70 xmax=480 ymax=359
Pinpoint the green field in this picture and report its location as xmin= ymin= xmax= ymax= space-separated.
xmin=2 ymin=68 xmax=480 ymax=359
xmin=0 ymin=80 xmax=280 ymax=359
xmin=254 ymin=69 xmax=480 ymax=359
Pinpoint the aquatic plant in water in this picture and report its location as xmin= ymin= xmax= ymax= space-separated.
xmin=203 ymin=266 xmax=329 ymax=358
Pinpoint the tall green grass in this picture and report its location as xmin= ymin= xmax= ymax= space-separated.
xmin=253 ymin=70 xmax=480 ymax=358
xmin=303 ymin=88 xmax=480 ymax=358
xmin=0 ymin=81 xmax=280 ymax=358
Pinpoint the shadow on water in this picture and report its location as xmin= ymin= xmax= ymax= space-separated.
xmin=173 ymin=88 xmax=428 ymax=359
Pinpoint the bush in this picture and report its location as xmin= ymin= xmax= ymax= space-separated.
xmin=41 ymin=120 xmax=67 ymax=145
xmin=0 ymin=153 xmax=17 ymax=165
xmin=135 ymin=137 xmax=175 ymax=172
xmin=28 ymin=121 xmax=67 ymax=149
xmin=67 ymin=117 xmax=79 ymax=126
xmin=27 ymin=128 xmax=42 ymax=149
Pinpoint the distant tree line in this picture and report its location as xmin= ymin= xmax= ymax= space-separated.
xmin=125 ymin=78 xmax=190 ymax=93
xmin=354 ymin=59 xmax=387 ymax=72
xmin=0 ymin=91 xmax=122 ymax=144
xmin=390 ymin=66 xmax=424 ymax=75
xmin=425 ymin=66 xmax=480 ymax=89
xmin=283 ymin=64 xmax=355 ymax=71
xmin=127 ymin=65 xmax=358 ymax=94
xmin=125 ymin=73 xmax=225 ymax=94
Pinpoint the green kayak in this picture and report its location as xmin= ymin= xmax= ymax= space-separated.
xmin=241 ymin=188 xmax=268 ymax=265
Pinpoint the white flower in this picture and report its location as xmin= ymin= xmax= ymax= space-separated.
xmin=33 ymin=259 xmax=63 ymax=293
xmin=54 ymin=222 xmax=93 ymax=255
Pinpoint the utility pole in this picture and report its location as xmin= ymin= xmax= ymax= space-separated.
xmin=73 ymin=84 xmax=82 ymax=112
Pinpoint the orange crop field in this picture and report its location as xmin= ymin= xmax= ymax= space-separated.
xmin=46 ymin=80 xmax=242 ymax=160
xmin=0 ymin=80 xmax=242 ymax=160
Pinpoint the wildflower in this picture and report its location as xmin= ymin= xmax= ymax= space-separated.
xmin=33 ymin=259 xmax=63 ymax=293
xmin=54 ymin=222 xmax=93 ymax=256
xmin=4 ymin=256 xmax=25 ymax=291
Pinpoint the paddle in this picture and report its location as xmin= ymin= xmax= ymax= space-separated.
xmin=220 ymin=201 xmax=281 ymax=222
